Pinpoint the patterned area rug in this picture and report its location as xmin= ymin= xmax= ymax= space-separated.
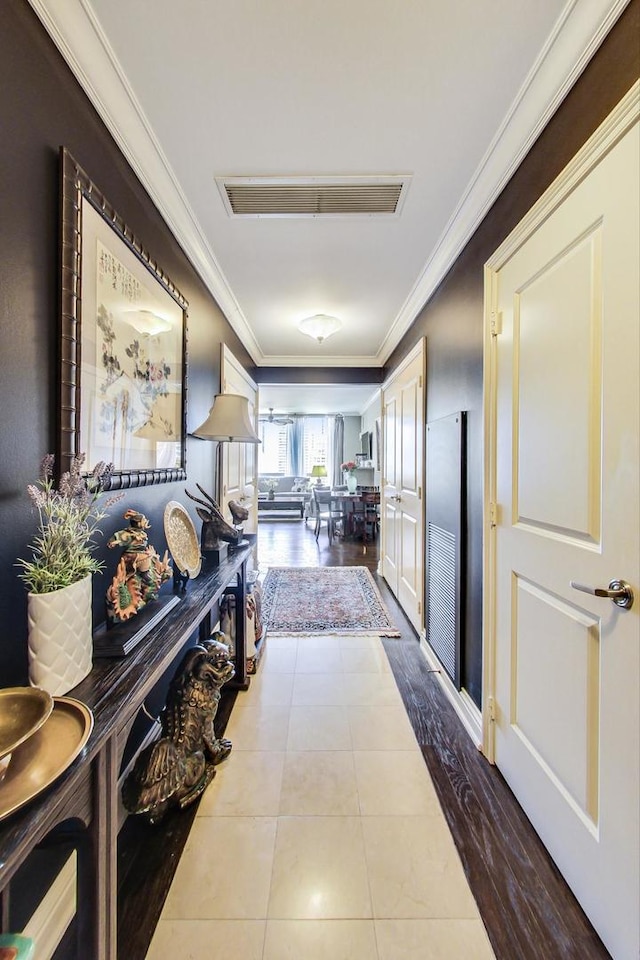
xmin=261 ymin=566 xmax=400 ymax=636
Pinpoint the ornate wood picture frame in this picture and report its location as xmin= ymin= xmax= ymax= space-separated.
xmin=58 ymin=147 xmax=189 ymax=489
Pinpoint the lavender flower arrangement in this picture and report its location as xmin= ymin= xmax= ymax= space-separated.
xmin=17 ymin=454 xmax=122 ymax=595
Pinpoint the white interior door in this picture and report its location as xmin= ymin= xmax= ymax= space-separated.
xmin=488 ymin=108 xmax=639 ymax=960
xmin=220 ymin=345 xmax=258 ymax=538
xmin=382 ymin=387 xmax=400 ymax=596
xmin=381 ymin=339 xmax=425 ymax=633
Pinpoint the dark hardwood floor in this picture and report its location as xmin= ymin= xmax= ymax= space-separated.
xmin=115 ymin=518 xmax=611 ymax=960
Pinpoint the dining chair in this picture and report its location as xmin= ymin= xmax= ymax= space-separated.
xmin=312 ymin=488 xmax=347 ymax=545
xmin=352 ymin=491 xmax=380 ymax=542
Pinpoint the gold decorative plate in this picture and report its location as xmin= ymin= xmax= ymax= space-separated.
xmin=0 ymin=696 xmax=94 ymax=821
xmin=0 ymin=686 xmax=54 ymax=761
xmin=164 ymin=500 xmax=202 ymax=578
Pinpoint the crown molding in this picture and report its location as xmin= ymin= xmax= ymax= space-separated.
xmin=488 ymin=79 xmax=639 ymax=271
xmin=255 ymin=353 xmax=383 ymax=368
xmin=29 ymin=0 xmax=631 ymax=368
xmin=27 ymin=0 xmax=263 ymax=364
xmin=377 ymin=0 xmax=632 ymax=363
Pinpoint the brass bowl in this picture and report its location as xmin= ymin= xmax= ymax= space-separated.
xmin=0 ymin=696 xmax=94 ymax=820
xmin=0 ymin=686 xmax=54 ymax=762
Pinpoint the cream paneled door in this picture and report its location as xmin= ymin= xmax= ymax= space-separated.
xmin=381 ymin=338 xmax=425 ymax=633
xmin=488 ymin=102 xmax=639 ymax=960
xmin=220 ymin=345 xmax=258 ymax=538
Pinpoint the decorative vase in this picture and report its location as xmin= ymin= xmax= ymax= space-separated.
xmin=346 ymin=473 xmax=358 ymax=494
xmin=27 ymin=574 xmax=93 ymax=696
xmin=268 ymin=490 xmax=275 ymax=501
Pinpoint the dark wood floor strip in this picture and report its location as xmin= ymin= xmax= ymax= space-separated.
xmin=114 ymin=520 xmax=610 ymax=960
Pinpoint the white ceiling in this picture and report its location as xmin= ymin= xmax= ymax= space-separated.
xmin=259 ymin=383 xmax=379 ymax=417
xmin=32 ymin=0 xmax=628 ymax=368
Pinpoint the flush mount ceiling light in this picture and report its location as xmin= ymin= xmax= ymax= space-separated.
xmin=297 ymin=314 xmax=342 ymax=344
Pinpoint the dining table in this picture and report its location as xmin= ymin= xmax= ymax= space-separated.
xmin=324 ymin=489 xmax=380 ymax=540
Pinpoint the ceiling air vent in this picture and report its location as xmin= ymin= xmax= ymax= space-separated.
xmin=216 ymin=176 xmax=410 ymax=218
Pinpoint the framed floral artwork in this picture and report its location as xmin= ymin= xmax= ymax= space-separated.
xmin=58 ymin=148 xmax=189 ymax=489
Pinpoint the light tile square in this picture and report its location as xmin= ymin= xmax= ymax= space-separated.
xmin=375 ymin=918 xmax=496 ymax=959
xmin=338 ymin=634 xmax=384 ymax=650
xmin=341 ymin=672 xmax=401 ymax=706
xmin=362 ymin=816 xmax=479 ymax=919
xmin=264 ymin=635 xmax=298 ymax=651
xmin=146 ymin=919 xmax=265 ymax=960
xmin=286 ymin=705 xmax=352 ymax=751
xmin=260 ymin=645 xmax=297 ymax=674
xmin=348 ymin=704 xmax=419 ymax=751
xmin=295 ymin=644 xmax=343 ymax=674
xmin=198 ymin=751 xmax=285 ymax=817
xmin=163 ymin=817 xmax=276 ymax=919
xmin=297 ymin=635 xmax=342 ymax=656
xmin=292 ymin=672 xmax=346 ymax=705
xmin=279 ymin=751 xmax=359 ymax=815
xmin=245 ymin=671 xmax=294 ymax=706
xmin=225 ymin=704 xmax=290 ymax=751
xmin=354 ymin=751 xmax=442 ymax=816
xmin=341 ymin=646 xmax=391 ymax=674
xmin=263 ymin=919 xmax=379 ymax=960
xmin=268 ymin=816 xmax=372 ymax=919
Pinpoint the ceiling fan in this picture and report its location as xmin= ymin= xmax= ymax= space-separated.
xmin=259 ymin=407 xmax=294 ymax=425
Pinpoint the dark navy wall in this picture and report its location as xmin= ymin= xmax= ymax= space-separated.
xmin=384 ymin=0 xmax=640 ymax=707
xmin=0 ymin=0 xmax=253 ymax=686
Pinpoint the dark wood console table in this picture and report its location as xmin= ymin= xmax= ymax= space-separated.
xmin=0 ymin=542 xmax=253 ymax=960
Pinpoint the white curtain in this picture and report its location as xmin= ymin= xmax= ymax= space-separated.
xmin=331 ymin=414 xmax=344 ymax=487
xmin=287 ymin=416 xmax=304 ymax=476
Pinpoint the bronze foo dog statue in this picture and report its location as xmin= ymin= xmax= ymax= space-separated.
xmin=122 ymin=637 xmax=235 ymax=824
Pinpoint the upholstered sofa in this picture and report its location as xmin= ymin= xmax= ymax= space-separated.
xmin=257 ymin=475 xmax=313 ymax=517
xmin=258 ymin=475 xmax=309 ymax=495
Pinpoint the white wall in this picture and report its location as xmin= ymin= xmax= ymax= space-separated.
xmin=361 ymin=391 xmax=382 ymax=485
xmin=343 ymin=415 xmax=361 ymax=462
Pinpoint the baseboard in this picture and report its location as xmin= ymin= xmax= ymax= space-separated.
xmin=23 ymin=852 xmax=76 ymax=960
xmin=419 ymin=635 xmax=483 ymax=749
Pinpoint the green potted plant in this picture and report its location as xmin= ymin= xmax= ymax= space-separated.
xmin=17 ymin=454 xmax=120 ymax=695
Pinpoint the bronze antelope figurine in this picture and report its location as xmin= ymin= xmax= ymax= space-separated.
xmin=185 ymin=483 xmax=240 ymax=553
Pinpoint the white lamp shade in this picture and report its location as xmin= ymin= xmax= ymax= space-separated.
xmin=192 ymin=393 xmax=260 ymax=443
xmin=298 ymin=314 xmax=342 ymax=343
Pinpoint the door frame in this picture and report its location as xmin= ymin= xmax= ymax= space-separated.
xmin=482 ymin=80 xmax=640 ymax=762
xmin=220 ymin=343 xmax=259 ymax=531
xmin=380 ymin=337 xmax=426 ymax=634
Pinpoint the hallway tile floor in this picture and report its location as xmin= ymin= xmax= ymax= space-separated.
xmin=145 ymin=634 xmax=496 ymax=959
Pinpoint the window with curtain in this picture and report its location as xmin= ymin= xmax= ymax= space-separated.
xmin=302 ymin=417 xmax=329 ymax=475
xmin=258 ymin=416 xmax=331 ymax=477
xmin=258 ymin=421 xmax=289 ymax=474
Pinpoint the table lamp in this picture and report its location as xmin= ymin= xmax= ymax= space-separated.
xmin=310 ymin=464 xmax=328 ymax=485
xmin=190 ymin=394 xmax=260 ymax=555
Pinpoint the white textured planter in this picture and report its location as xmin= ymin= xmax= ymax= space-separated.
xmin=346 ymin=474 xmax=357 ymax=493
xmin=27 ymin=574 xmax=93 ymax=696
